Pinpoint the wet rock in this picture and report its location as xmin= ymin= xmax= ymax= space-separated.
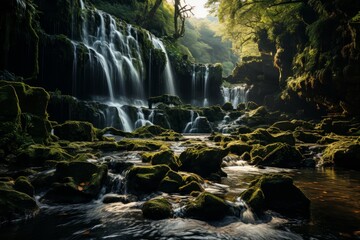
xmin=202 ymin=105 xmax=225 ymax=122
xmin=320 ymin=138 xmax=360 ymax=169
xmin=240 ymin=174 xmax=310 ymax=217
xmin=14 ymin=176 xmax=34 ymax=197
xmin=158 ymin=170 xmax=183 ymax=193
xmin=240 ymin=128 xmax=295 ymax=146
xmin=250 ymin=142 xmax=303 ymax=168
xmin=42 ymin=161 xmax=107 ymax=203
xmin=225 ymin=141 xmax=252 ymax=156
xmin=222 ymin=102 xmax=234 ymax=111
xmin=189 ymin=116 xmax=212 ymax=133
xmin=179 ymin=181 xmax=204 ymax=194
xmin=184 ymin=192 xmax=231 ymax=220
xmin=102 ymin=194 xmax=137 ymax=204
xmin=179 ymin=147 xmax=227 ymax=179
xmin=142 ymin=197 xmax=172 ymax=220
xmin=54 ymin=121 xmax=96 ymax=142
xmin=142 ymin=149 xmax=180 ymax=170
xmin=293 ymin=130 xmax=322 ymax=143
xmin=126 ymin=165 xmax=170 ymax=194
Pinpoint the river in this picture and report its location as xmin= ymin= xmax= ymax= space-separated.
xmin=1 ymin=137 xmax=360 ymax=240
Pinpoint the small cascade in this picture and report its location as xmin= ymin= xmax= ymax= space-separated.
xmin=190 ymin=64 xmax=212 ymax=107
xmin=134 ymin=107 xmax=153 ymax=129
xmin=183 ymin=110 xmax=198 ymax=133
xmin=221 ymin=84 xmax=251 ymax=109
xmin=109 ymin=103 xmax=133 ymax=132
xmin=191 ymin=64 xmax=196 ymax=103
xmin=148 ymin=49 xmax=152 ymax=97
xmin=71 ymin=41 xmax=77 ymax=97
xmin=149 ymin=34 xmax=176 ymax=95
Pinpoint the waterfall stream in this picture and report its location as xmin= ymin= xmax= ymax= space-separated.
xmin=221 ymin=84 xmax=251 ymax=109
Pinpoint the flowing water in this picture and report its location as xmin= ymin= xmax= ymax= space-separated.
xmin=221 ymin=85 xmax=251 ymax=109
xmin=2 ymin=137 xmax=360 ymax=239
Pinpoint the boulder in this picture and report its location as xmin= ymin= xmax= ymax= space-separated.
xmin=14 ymin=176 xmax=34 ymax=197
xmin=142 ymin=197 xmax=172 ymax=220
xmin=250 ymin=142 xmax=303 ymax=168
xmin=126 ymin=165 xmax=170 ymax=194
xmin=54 ymin=121 xmax=96 ymax=142
xmin=42 ymin=161 xmax=107 ymax=203
xmin=142 ymin=149 xmax=180 ymax=170
xmin=225 ymin=141 xmax=252 ymax=156
xmin=320 ymin=138 xmax=360 ymax=169
xmin=189 ymin=116 xmax=212 ymax=133
xmin=158 ymin=170 xmax=183 ymax=193
xmin=184 ymin=192 xmax=231 ymax=220
xmin=0 ymin=189 xmax=38 ymax=220
xmin=222 ymin=102 xmax=234 ymax=111
xmin=179 ymin=181 xmax=204 ymax=194
xmin=179 ymin=147 xmax=227 ymax=179
xmin=241 ymin=128 xmax=295 ymax=145
xmin=240 ymin=174 xmax=310 ymax=217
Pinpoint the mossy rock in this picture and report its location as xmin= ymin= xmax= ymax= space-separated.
xmin=42 ymin=161 xmax=108 ymax=203
xmin=126 ymin=164 xmax=170 ymax=194
xmin=158 ymin=170 xmax=183 ymax=193
xmin=142 ymin=197 xmax=172 ymax=220
xmin=0 ymin=189 xmax=38 ymax=220
xmin=320 ymin=138 xmax=360 ymax=169
xmin=17 ymin=144 xmax=72 ymax=166
xmin=142 ymin=149 xmax=179 ymax=170
xmin=237 ymin=125 xmax=252 ymax=134
xmin=117 ymin=139 xmax=168 ymax=151
xmin=271 ymin=121 xmax=297 ymax=131
xmin=148 ymin=94 xmax=182 ymax=109
xmin=179 ymin=180 xmax=204 ymax=194
xmin=225 ymin=141 xmax=252 ymax=156
xmin=132 ymin=124 xmax=182 ymax=139
xmin=246 ymin=101 xmax=259 ymax=110
xmin=240 ymin=174 xmax=310 ymax=217
xmin=241 ymin=128 xmax=295 ymax=146
xmin=54 ymin=121 xmax=96 ymax=142
xmin=179 ymin=147 xmax=227 ymax=178
xmin=184 ymin=192 xmax=231 ymax=220
xmin=202 ymin=105 xmax=225 ymax=122
xmin=222 ymin=102 xmax=234 ymax=111
xmin=0 ymin=85 xmax=21 ymax=123
xmin=21 ymin=113 xmax=52 ymax=144
xmin=250 ymin=142 xmax=303 ymax=168
xmin=293 ymin=131 xmax=322 ymax=143
xmin=179 ymin=172 xmax=204 ymax=185
xmin=14 ymin=176 xmax=34 ymax=197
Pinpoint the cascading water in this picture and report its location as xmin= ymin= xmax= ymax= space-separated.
xmin=203 ymin=65 xmax=209 ymax=107
xmin=183 ymin=110 xmax=201 ymax=133
xmin=221 ymin=84 xmax=251 ymax=109
xmin=148 ymin=34 xmax=176 ymax=96
xmin=134 ymin=107 xmax=153 ymax=129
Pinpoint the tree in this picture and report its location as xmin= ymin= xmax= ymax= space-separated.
xmin=173 ymin=0 xmax=194 ymax=39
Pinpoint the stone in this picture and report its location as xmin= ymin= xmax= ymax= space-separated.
xmin=240 ymin=174 xmax=310 ymax=217
xmin=142 ymin=197 xmax=172 ymax=220
xmin=54 ymin=121 xmax=96 ymax=142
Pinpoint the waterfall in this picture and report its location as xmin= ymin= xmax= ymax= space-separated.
xmin=191 ymin=64 xmax=196 ymax=105
xmin=76 ymin=0 xmax=147 ymax=102
xmin=203 ymin=65 xmax=209 ymax=107
xmin=148 ymin=49 xmax=152 ymax=97
xmin=107 ymin=103 xmax=133 ymax=132
xmin=148 ymin=34 xmax=176 ymax=95
xmin=134 ymin=107 xmax=153 ymax=129
xmin=221 ymin=84 xmax=251 ymax=109
xmin=71 ymin=41 xmax=77 ymax=97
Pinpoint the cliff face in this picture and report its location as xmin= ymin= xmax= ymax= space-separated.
xmin=0 ymin=0 xmax=223 ymax=107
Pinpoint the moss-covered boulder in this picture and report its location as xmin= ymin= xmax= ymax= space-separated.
xmin=179 ymin=147 xmax=227 ymax=179
xmin=179 ymin=180 xmax=204 ymax=194
xmin=14 ymin=176 xmax=34 ymax=197
xmin=54 ymin=121 xmax=96 ymax=142
xmin=293 ymin=130 xmax=323 ymax=143
xmin=225 ymin=141 xmax=252 ymax=156
xmin=0 ymin=85 xmax=21 ymax=122
xmin=16 ymin=144 xmax=72 ymax=166
xmin=241 ymin=128 xmax=295 ymax=146
xmin=222 ymin=102 xmax=234 ymax=111
xmin=142 ymin=149 xmax=179 ymax=170
xmin=42 ymin=161 xmax=108 ymax=203
xmin=158 ymin=170 xmax=183 ymax=193
xmin=126 ymin=164 xmax=170 ymax=194
xmin=117 ymin=139 xmax=168 ymax=151
xmin=240 ymin=174 xmax=310 ymax=217
xmin=148 ymin=94 xmax=182 ymax=109
xmin=320 ymin=138 xmax=360 ymax=169
xmin=202 ymin=105 xmax=225 ymax=122
xmin=184 ymin=192 xmax=231 ymax=220
xmin=142 ymin=197 xmax=172 ymax=220
xmin=250 ymin=143 xmax=303 ymax=168
xmin=132 ymin=124 xmax=182 ymax=140
xmin=0 ymin=189 xmax=38 ymax=221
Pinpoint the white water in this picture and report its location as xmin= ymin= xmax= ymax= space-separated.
xmin=148 ymin=34 xmax=176 ymax=95
xmin=183 ymin=110 xmax=199 ymax=133
xmin=134 ymin=107 xmax=153 ymax=129
xmin=203 ymin=65 xmax=209 ymax=107
xmin=221 ymin=85 xmax=251 ymax=109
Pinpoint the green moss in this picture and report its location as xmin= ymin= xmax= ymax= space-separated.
xmin=241 ymin=128 xmax=295 ymax=146
xmin=142 ymin=197 xmax=172 ymax=220
xmin=117 ymin=139 xmax=168 ymax=151
xmin=0 ymin=85 xmax=21 ymax=123
xmin=185 ymin=192 xmax=230 ymax=220
xmin=132 ymin=125 xmax=182 ymax=140
xmin=293 ymin=130 xmax=322 ymax=143
xmin=179 ymin=146 xmax=227 ymax=178
xmin=126 ymin=164 xmax=170 ymax=194
xmin=54 ymin=121 xmax=96 ymax=142
xmin=179 ymin=181 xmax=204 ymax=194
xmin=14 ymin=176 xmax=34 ymax=197
xmin=142 ymin=149 xmax=179 ymax=170
xmin=148 ymin=95 xmax=183 ymax=109
xmin=0 ymin=189 xmax=38 ymax=220
xmin=225 ymin=141 xmax=252 ymax=156
xmin=201 ymin=105 xmax=225 ymax=122
xmin=320 ymin=138 xmax=360 ymax=169
xmin=240 ymin=174 xmax=310 ymax=217
xmin=250 ymin=142 xmax=303 ymax=168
